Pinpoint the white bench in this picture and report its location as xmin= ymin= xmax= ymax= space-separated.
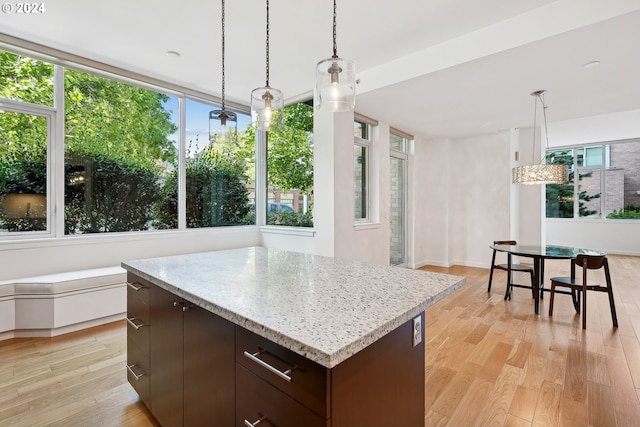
xmin=0 ymin=266 xmax=127 ymax=340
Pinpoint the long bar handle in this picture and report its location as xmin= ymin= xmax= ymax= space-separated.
xmin=243 ymin=350 xmax=293 ymax=382
xmin=126 ymin=317 xmax=146 ymax=330
xmin=244 ymin=416 xmax=266 ymax=427
xmin=127 ymin=282 xmax=145 ymax=291
xmin=126 ymin=363 xmax=145 ymax=381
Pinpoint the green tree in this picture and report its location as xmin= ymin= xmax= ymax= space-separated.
xmin=154 ymin=156 xmax=250 ymax=228
xmin=1 ymin=51 xmax=179 ymax=232
xmin=268 ymin=103 xmax=314 ymax=193
xmin=546 ymin=150 xmax=600 ymax=218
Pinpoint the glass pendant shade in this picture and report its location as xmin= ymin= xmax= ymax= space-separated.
xmin=316 ymin=56 xmax=355 ymax=112
xmin=209 ymin=109 xmax=237 ymax=143
xmin=512 ymin=164 xmax=568 ymax=185
xmin=251 ymin=86 xmax=284 ymax=131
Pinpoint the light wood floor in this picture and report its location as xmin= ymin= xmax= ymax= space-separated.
xmin=0 ymin=255 xmax=638 ymax=427
xmin=421 ymin=255 xmax=640 ymax=427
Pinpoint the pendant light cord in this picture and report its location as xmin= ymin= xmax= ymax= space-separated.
xmin=332 ymin=0 xmax=338 ymax=58
xmin=531 ymin=91 xmax=551 ymax=165
xmin=265 ymin=0 xmax=270 ymax=87
xmin=221 ymin=0 xmax=226 ymax=111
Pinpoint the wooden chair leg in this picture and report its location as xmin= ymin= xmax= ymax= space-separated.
xmin=604 ymin=263 xmax=618 ymax=328
xmin=548 ymin=282 xmax=555 ymax=317
xmin=581 ymin=288 xmax=587 ymax=329
xmin=529 ymin=271 xmax=535 ymax=299
xmin=487 ymin=252 xmax=497 ymax=292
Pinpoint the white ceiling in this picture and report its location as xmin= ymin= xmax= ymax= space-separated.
xmin=1 ymin=0 xmax=639 ymax=139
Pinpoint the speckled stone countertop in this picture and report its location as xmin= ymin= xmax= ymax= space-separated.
xmin=122 ymin=247 xmax=465 ymax=368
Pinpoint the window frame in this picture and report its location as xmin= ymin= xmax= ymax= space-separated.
xmin=546 ymin=138 xmax=640 ymax=220
xmin=0 ymin=98 xmax=56 ymax=238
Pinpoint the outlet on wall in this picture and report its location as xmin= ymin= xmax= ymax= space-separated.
xmin=412 ymin=315 xmax=422 ymax=347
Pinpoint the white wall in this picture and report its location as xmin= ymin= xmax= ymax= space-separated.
xmin=412 ymin=137 xmax=451 ymax=267
xmin=450 ymin=132 xmax=513 ymax=268
xmin=0 ymin=227 xmax=260 ymax=281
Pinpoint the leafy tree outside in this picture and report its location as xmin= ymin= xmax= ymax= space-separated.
xmin=545 ymin=150 xmax=600 ymax=218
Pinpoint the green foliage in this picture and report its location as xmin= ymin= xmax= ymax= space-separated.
xmin=267 ymin=210 xmax=314 ymax=227
xmin=0 ymin=159 xmax=46 ymax=194
xmin=607 ymin=205 xmax=640 ymax=219
xmin=0 ymin=51 xmax=53 ymax=105
xmin=65 ymin=153 xmax=162 ymax=233
xmin=154 ymin=157 xmax=250 ymax=229
xmin=239 ymin=210 xmax=314 ymax=228
xmin=64 ymin=69 xmax=178 ymax=167
xmin=267 ymin=103 xmax=314 ymax=193
xmin=545 ymin=150 xmax=600 ymax=218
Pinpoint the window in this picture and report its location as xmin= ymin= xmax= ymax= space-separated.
xmin=265 ymin=102 xmax=314 ymax=227
xmin=354 ymin=119 xmax=371 ymax=221
xmin=390 ymin=131 xmax=409 ymax=266
xmin=179 ymin=99 xmax=253 ymax=228
xmin=0 ymin=46 xmax=257 ymax=239
xmin=0 ymin=107 xmax=51 ymax=233
xmin=546 ymin=140 xmax=640 ymax=220
xmin=64 ymin=68 xmax=179 ymax=233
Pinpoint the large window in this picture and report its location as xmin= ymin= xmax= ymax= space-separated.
xmin=1 ymin=51 xmax=53 ymax=234
xmin=0 ymin=47 xmax=257 ymax=238
xmin=64 ymin=68 xmax=179 ymax=233
xmin=354 ymin=119 xmax=371 ymax=221
xmin=265 ymin=102 xmax=314 ymax=227
xmin=546 ymin=140 xmax=640 ymax=220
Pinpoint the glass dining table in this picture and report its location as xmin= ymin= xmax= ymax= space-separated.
xmin=490 ymin=244 xmax=606 ymax=314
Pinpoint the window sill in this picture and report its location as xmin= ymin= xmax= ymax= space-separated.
xmin=259 ymin=225 xmax=316 ymax=237
xmin=353 ymin=222 xmax=381 ymax=231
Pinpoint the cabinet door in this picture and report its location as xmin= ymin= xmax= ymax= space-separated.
xmin=183 ymin=304 xmax=235 ymax=427
xmin=150 ymin=284 xmax=184 ymax=427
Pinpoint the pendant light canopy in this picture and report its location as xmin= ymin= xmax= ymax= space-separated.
xmin=251 ymin=0 xmax=284 ymax=131
xmin=315 ymin=0 xmax=355 ymax=112
xmin=512 ymin=90 xmax=569 ymax=185
xmin=211 ymin=0 xmax=237 ymax=142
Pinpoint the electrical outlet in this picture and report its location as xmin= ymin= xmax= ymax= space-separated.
xmin=412 ymin=315 xmax=422 ymax=347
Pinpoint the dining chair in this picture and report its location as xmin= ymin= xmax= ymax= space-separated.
xmin=487 ymin=240 xmax=535 ymax=300
xmin=548 ymin=254 xmax=618 ymax=329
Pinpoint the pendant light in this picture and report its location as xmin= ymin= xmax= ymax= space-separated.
xmin=512 ymin=90 xmax=568 ymax=185
xmin=315 ymin=0 xmax=355 ymax=112
xmin=251 ymin=0 xmax=284 ymax=131
xmin=211 ymin=0 xmax=237 ymax=143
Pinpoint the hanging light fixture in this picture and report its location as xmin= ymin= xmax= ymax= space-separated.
xmin=211 ymin=0 xmax=237 ymax=143
xmin=512 ymin=90 xmax=568 ymax=185
xmin=251 ymin=0 xmax=284 ymax=131
xmin=315 ymin=0 xmax=355 ymax=112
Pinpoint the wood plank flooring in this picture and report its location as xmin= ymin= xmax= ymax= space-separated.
xmin=421 ymin=255 xmax=640 ymax=427
xmin=0 ymin=255 xmax=638 ymax=426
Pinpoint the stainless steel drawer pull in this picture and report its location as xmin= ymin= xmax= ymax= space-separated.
xmin=126 ymin=363 xmax=145 ymax=381
xmin=127 ymin=282 xmax=145 ymax=291
xmin=243 ymin=350 xmax=293 ymax=382
xmin=243 ymin=416 xmax=266 ymax=427
xmin=126 ymin=317 xmax=147 ymax=330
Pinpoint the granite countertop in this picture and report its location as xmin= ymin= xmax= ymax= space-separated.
xmin=122 ymin=247 xmax=465 ymax=368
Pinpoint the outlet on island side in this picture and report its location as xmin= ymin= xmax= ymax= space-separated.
xmin=412 ymin=315 xmax=422 ymax=347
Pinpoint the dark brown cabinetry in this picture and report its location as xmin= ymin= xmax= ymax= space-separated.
xmin=235 ymin=315 xmax=425 ymax=427
xmin=126 ymin=275 xmax=151 ymax=406
xmin=128 ymin=273 xmax=425 ymax=427
xmin=127 ymin=274 xmax=235 ymax=427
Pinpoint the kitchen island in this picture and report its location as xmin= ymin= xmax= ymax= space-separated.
xmin=122 ymin=247 xmax=465 ymax=427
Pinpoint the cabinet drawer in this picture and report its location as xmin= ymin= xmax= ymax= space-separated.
xmin=236 ymin=365 xmax=328 ymax=427
xmin=127 ymin=275 xmax=150 ymax=352
xmin=236 ymin=327 xmax=329 ymax=418
xmin=127 ymin=337 xmax=150 ymax=405
xmin=127 ymin=274 xmax=150 ymax=309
